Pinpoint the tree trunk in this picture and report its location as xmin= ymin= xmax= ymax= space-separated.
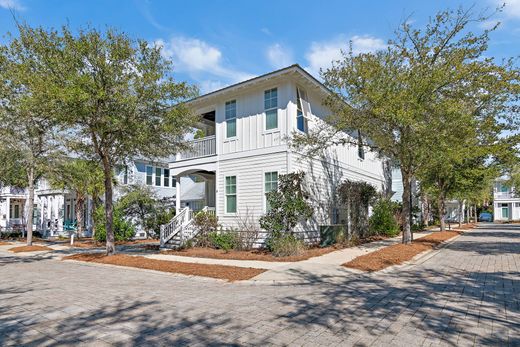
xmin=75 ymin=193 xmax=85 ymax=238
xmin=438 ymin=193 xmax=446 ymax=232
xmin=91 ymin=193 xmax=99 ymax=238
xmin=26 ymin=167 xmax=35 ymax=246
xmin=102 ymin=157 xmax=116 ymax=255
xmin=458 ymin=200 xmax=464 ymax=228
xmin=401 ymin=169 xmax=412 ymax=244
xmin=466 ymin=204 xmax=470 ymax=224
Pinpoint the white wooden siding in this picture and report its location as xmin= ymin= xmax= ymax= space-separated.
xmin=216 ymin=151 xmax=288 ymax=229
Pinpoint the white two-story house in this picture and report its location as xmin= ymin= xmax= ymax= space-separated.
xmin=493 ymin=179 xmax=520 ymax=222
xmin=163 ymin=65 xmax=387 ymax=247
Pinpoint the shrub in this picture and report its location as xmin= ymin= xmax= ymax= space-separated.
xmin=369 ymin=199 xmax=399 ymax=237
xmin=208 ymin=231 xmax=238 ymax=252
xmin=94 ymin=205 xmax=135 ymax=242
xmin=193 ymin=210 xmax=219 ymax=247
xmin=268 ymin=234 xmax=305 ymax=257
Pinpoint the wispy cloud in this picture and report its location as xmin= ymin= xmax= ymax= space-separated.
xmin=156 ymin=36 xmax=254 ymax=93
xmin=305 ymin=35 xmax=386 ymax=77
xmin=0 ymin=0 xmax=25 ymax=11
xmin=135 ymin=0 xmax=169 ymax=31
xmin=266 ymin=43 xmax=293 ymax=69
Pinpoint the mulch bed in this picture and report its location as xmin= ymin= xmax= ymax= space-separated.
xmin=162 ymin=246 xmax=339 ymax=262
xmin=343 ymin=230 xmax=464 ymax=272
xmin=0 ymin=241 xmax=12 ymax=246
xmin=63 ymin=253 xmax=266 ymax=282
xmin=9 ymin=245 xmax=54 ymax=253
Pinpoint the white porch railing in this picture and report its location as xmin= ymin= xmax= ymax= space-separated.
xmin=179 ymin=136 xmax=216 ymax=160
xmin=160 ymin=206 xmax=216 ymax=247
xmin=495 ymin=192 xmax=516 ymax=200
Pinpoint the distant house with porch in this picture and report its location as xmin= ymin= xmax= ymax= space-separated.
xmin=0 ymin=159 xmax=203 ymax=238
xmin=493 ymin=179 xmax=520 ymax=222
xmin=161 ymin=64 xmax=387 ymax=248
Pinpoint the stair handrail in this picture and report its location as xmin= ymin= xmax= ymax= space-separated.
xmin=160 ymin=207 xmax=189 ymax=246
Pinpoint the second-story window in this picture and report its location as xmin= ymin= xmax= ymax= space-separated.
xmin=155 ymin=167 xmax=162 ymax=186
xmin=265 ymin=88 xmax=278 ymax=130
xmin=146 ymin=166 xmax=153 ymax=185
xmin=164 ymin=169 xmax=170 ymax=187
xmin=296 ymin=88 xmax=309 ymax=133
xmin=357 ymin=130 xmax=365 ymax=160
xmin=500 ymin=184 xmax=509 ymax=193
xmin=225 ymin=100 xmax=237 ymax=138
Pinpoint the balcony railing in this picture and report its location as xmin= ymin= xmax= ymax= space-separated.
xmin=494 ymin=192 xmax=516 ymax=200
xmin=179 ymin=135 xmax=216 ymax=160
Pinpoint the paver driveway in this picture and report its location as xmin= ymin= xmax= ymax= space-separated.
xmin=0 ymin=223 xmax=518 ymax=346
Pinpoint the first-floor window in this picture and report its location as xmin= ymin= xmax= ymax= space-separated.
xmin=155 ymin=167 xmax=162 ymax=186
xmin=164 ymin=169 xmax=170 ymax=187
xmin=225 ymin=176 xmax=237 ymax=213
xmin=264 ymin=171 xmax=278 ymax=211
xmin=146 ymin=166 xmax=153 ymax=185
xmin=14 ymin=204 xmax=20 ymax=219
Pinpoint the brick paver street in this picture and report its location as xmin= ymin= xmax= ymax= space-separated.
xmin=0 ymin=223 xmax=518 ymax=346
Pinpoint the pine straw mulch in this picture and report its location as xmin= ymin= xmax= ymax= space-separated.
xmin=0 ymin=241 xmax=12 ymax=246
xmin=343 ymin=230 xmax=465 ymax=272
xmin=9 ymin=245 xmax=54 ymax=253
xmin=161 ymin=246 xmax=339 ymax=262
xmin=63 ymin=253 xmax=266 ymax=282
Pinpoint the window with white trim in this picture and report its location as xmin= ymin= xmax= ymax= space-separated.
xmin=155 ymin=167 xmax=162 ymax=186
xmin=225 ymin=176 xmax=237 ymax=213
xmin=357 ymin=130 xmax=365 ymax=160
xmin=146 ymin=166 xmax=153 ymax=185
xmin=264 ymin=171 xmax=278 ymax=211
xmin=264 ymin=88 xmax=278 ymax=130
xmin=164 ymin=169 xmax=170 ymax=187
xmin=225 ymin=100 xmax=237 ymax=138
xmin=296 ymin=88 xmax=309 ymax=133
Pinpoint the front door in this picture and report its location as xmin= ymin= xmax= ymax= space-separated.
xmin=502 ymin=204 xmax=509 ymax=219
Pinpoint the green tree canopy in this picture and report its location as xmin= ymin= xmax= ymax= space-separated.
xmin=7 ymin=23 xmax=199 ymax=254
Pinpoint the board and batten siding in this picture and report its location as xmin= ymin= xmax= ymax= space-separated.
xmin=216 ymin=151 xmax=288 ymax=229
xmin=215 ymin=81 xmax=293 ymax=155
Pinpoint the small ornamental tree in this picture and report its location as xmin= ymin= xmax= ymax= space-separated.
xmin=369 ymin=199 xmax=399 ymax=237
xmin=117 ymin=185 xmax=171 ymax=239
xmin=49 ymin=159 xmax=105 ymax=237
xmin=338 ymin=180 xmax=377 ymax=238
xmin=260 ymin=171 xmax=313 ymax=237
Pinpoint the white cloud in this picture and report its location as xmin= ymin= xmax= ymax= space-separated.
xmin=503 ymin=0 xmax=520 ymax=18
xmin=266 ymin=43 xmax=293 ymax=69
xmin=199 ymin=80 xmax=227 ymax=94
xmin=305 ymin=35 xmax=386 ymax=77
xmin=155 ymin=36 xmax=255 ymax=93
xmin=0 ymin=0 xmax=25 ymax=10
xmin=261 ymin=27 xmax=272 ymax=35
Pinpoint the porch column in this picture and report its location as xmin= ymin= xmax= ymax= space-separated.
xmin=176 ymin=175 xmax=181 ymax=214
xmin=5 ymin=197 xmax=10 ymax=227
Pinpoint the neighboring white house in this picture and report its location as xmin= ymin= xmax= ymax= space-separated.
xmin=0 ymin=159 xmax=203 ymax=237
xmin=493 ymin=179 xmax=520 ymax=222
xmin=162 ymin=64 xmax=387 ymax=247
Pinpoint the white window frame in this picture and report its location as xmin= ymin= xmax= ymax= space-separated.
xmin=155 ymin=167 xmax=162 ymax=187
xmin=296 ymin=87 xmax=311 ymax=133
xmin=264 ymin=171 xmax=278 ymax=212
xmin=264 ymin=88 xmax=278 ymax=131
xmin=225 ymin=100 xmax=237 ymax=139
xmin=146 ymin=166 xmax=153 ymax=186
xmin=163 ymin=168 xmax=170 ymax=187
xmin=357 ymin=130 xmax=365 ymax=160
xmin=225 ymin=175 xmax=237 ymax=214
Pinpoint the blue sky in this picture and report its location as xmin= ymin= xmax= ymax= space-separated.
xmin=1 ymin=0 xmax=519 ymax=94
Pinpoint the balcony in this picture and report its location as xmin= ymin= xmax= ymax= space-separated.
xmin=494 ymin=192 xmax=516 ymax=200
xmin=179 ymin=135 xmax=216 ymax=160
